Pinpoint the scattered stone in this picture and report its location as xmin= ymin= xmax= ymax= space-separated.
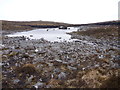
xmin=58 ymin=72 xmax=66 ymax=80
xmin=13 ymin=79 xmax=20 ymax=84
xmin=2 ymin=25 xmax=119 ymax=88
xmin=67 ymin=66 xmax=77 ymax=70
xmin=26 ymin=75 xmax=34 ymax=84
xmin=33 ymin=82 xmax=45 ymax=88
xmin=30 ymin=35 xmax=33 ymax=37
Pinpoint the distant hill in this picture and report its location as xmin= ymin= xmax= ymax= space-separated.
xmin=1 ymin=20 xmax=72 ymax=30
xmin=1 ymin=20 xmax=119 ymax=30
xmin=72 ymin=20 xmax=120 ymax=27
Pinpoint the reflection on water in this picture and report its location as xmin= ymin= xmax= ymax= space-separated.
xmin=7 ymin=27 xmax=80 ymax=42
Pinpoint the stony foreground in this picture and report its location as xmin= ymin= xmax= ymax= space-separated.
xmin=1 ymin=25 xmax=120 ymax=88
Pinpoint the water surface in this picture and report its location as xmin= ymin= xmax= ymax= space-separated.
xmin=7 ymin=27 xmax=79 ymax=42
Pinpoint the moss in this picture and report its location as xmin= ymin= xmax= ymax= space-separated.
xmin=97 ymin=75 xmax=109 ymax=82
xmin=8 ymin=52 xmax=18 ymax=57
xmin=72 ymin=26 xmax=118 ymax=39
xmin=2 ymin=47 xmax=9 ymax=50
xmin=16 ymin=64 xmax=38 ymax=75
xmin=22 ymin=54 xmax=29 ymax=58
xmin=47 ymin=79 xmax=64 ymax=88
xmin=101 ymin=58 xmax=109 ymax=64
xmin=2 ymin=55 xmax=8 ymax=61
xmin=100 ymin=75 xmax=120 ymax=88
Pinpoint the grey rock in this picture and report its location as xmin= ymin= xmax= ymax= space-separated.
xmin=13 ymin=79 xmax=20 ymax=84
xmin=58 ymin=72 xmax=66 ymax=80
xmin=26 ymin=75 xmax=34 ymax=84
xmin=33 ymin=82 xmax=45 ymax=88
xmin=67 ymin=66 xmax=77 ymax=70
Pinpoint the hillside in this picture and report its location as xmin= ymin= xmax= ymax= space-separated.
xmin=1 ymin=20 xmax=120 ymax=32
xmin=72 ymin=20 xmax=120 ymax=26
xmin=1 ymin=20 xmax=120 ymax=88
xmin=1 ymin=20 xmax=71 ymax=30
xmin=1 ymin=20 xmax=120 ymax=31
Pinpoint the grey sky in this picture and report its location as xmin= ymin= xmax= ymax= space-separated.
xmin=0 ymin=0 xmax=119 ymax=24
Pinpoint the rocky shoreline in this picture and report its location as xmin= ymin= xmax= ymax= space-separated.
xmin=1 ymin=25 xmax=120 ymax=88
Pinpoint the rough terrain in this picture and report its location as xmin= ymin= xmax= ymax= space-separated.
xmin=1 ymin=21 xmax=120 ymax=88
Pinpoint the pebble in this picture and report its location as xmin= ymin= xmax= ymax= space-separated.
xmin=13 ymin=79 xmax=20 ymax=84
xmin=26 ymin=75 xmax=34 ymax=84
xmin=58 ymin=72 xmax=66 ymax=80
xmin=35 ymin=49 xmax=38 ymax=52
xmin=67 ymin=66 xmax=77 ymax=70
xmin=1 ymin=26 xmax=119 ymax=88
xmin=33 ymin=82 xmax=45 ymax=88
xmin=0 ymin=63 xmax=3 ymax=66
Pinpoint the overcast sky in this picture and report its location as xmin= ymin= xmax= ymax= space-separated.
xmin=0 ymin=0 xmax=119 ymax=24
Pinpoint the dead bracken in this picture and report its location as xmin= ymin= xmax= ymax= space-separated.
xmin=15 ymin=64 xmax=38 ymax=75
xmin=2 ymin=24 xmax=119 ymax=88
